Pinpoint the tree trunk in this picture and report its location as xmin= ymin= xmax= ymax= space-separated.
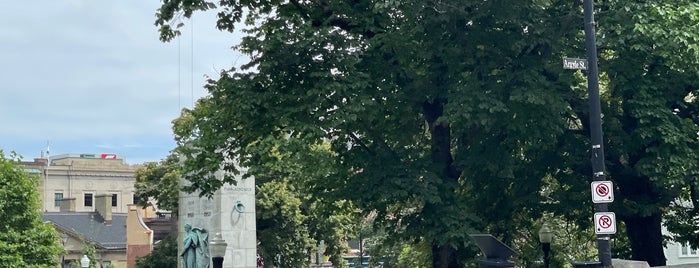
xmin=623 ymin=212 xmax=666 ymax=266
xmin=432 ymin=244 xmax=461 ymax=268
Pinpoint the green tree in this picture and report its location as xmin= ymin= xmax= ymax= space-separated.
xmin=134 ymin=154 xmax=181 ymax=214
xmin=0 ymin=150 xmax=63 ymax=267
xmin=154 ymin=0 xmax=699 ymax=266
xmin=81 ymin=237 xmax=97 ymax=268
xmin=237 ymin=137 xmax=358 ymax=267
xmin=571 ymin=1 xmax=699 ymax=265
xmin=135 ymin=235 xmax=178 ymax=268
xmin=256 ymin=179 xmax=315 ymax=267
xmin=157 ymin=1 xmax=577 ymax=267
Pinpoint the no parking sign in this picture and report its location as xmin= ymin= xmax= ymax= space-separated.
xmin=591 ymin=181 xmax=614 ymax=203
xmin=594 ymin=212 xmax=617 ymax=235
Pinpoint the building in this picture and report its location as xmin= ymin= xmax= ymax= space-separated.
xmin=665 ymin=241 xmax=699 ymax=265
xmin=22 ymin=153 xmax=157 ymax=268
xmin=663 ymin=220 xmax=699 ymax=266
xmin=45 ymin=195 xmax=129 ymax=268
xmin=44 ymin=197 xmax=155 ymax=268
xmin=22 ymin=153 xmax=137 ymax=213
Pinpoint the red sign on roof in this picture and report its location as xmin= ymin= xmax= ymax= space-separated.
xmin=101 ymin=154 xmax=117 ymax=159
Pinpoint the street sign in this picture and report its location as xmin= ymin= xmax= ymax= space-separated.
xmin=594 ymin=212 xmax=616 ymax=234
xmin=591 ymin=181 xmax=614 ymax=203
xmin=563 ymin=58 xmax=588 ymax=70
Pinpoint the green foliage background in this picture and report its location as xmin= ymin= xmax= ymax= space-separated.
xmin=135 ymin=235 xmax=178 ymax=268
xmin=148 ymin=0 xmax=699 ymax=266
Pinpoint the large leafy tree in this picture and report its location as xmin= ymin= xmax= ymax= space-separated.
xmin=154 ymin=0 xmax=699 ymax=266
xmin=544 ymin=1 xmax=699 ymax=266
xmin=0 ymin=151 xmax=63 ymax=267
xmin=591 ymin=1 xmax=699 ymax=265
xmin=157 ymin=1 xmax=578 ymax=267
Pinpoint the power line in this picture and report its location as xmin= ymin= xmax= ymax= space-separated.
xmin=178 ymin=35 xmax=181 ymax=110
xmin=191 ymin=16 xmax=195 ymax=108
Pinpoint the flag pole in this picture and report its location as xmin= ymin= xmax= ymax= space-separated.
xmin=45 ymin=141 xmax=50 ymax=211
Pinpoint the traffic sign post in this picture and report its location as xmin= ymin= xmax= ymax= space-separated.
xmin=591 ymin=181 xmax=614 ymax=203
xmin=580 ymin=0 xmax=612 ymax=265
xmin=562 ymin=0 xmax=614 ymax=265
xmin=594 ymin=212 xmax=617 ymax=235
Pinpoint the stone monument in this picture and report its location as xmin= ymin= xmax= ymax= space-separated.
xmin=179 ymin=170 xmax=256 ymax=268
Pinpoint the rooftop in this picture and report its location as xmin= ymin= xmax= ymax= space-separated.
xmin=43 ymin=211 xmax=127 ymax=250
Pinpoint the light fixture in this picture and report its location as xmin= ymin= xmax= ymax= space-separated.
xmin=61 ymin=233 xmax=68 ymax=268
xmin=61 ymin=233 xmax=68 ymax=245
xmin=538 ymin=224 xmax=553 ymax=268
xmin=538 ymin=224 xmax=553 ymax=244
xmin=80 ymin=255 xmax=90 ymax=268
xmin=209 ymin=232 xmax=228 ymax=268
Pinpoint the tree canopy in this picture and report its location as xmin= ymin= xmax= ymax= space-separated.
xmin=0 ymin=151 xmax=63 ymax=267
xmin=134 ymin=154 xmax=181 ymax=214
xmin=135 ymin=235 xmax=178 ymax=268
xmin=155 ymin=0 xmax=699 ymax=266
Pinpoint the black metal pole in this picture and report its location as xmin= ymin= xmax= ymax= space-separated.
xmin=582 ymin=0 xmax=613 ymax=267
xmin=213 ymin=256 xmax=224 ymax=268
xmin=61 ymin=238 xmax=66 ymax=268
xmin=543 ymin=243 xmax=551 ymax=268
xmin=358 ymin=233 xmax=363 ymax=268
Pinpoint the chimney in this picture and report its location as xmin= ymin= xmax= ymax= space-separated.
xmin=95 ymin=194 xmax=113 ymax=225
xmin=33 ymin=158 xmax=48 ymax=166
xmin=59 ymin=198 xmax=76 ymax=212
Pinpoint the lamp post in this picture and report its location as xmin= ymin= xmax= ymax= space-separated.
xmin=539 ymin=225 xmax=553 ymax=268
xmin=60 ymin=233 xmax=68 ymax=268
xmin=210 ymin=232 xmax=228 ymax=268
xmin=80 ymin=255 xmax=90 ymax=268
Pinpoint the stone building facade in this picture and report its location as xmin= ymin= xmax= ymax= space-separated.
xmin=23 ymin=153 xmax=137 ymax=213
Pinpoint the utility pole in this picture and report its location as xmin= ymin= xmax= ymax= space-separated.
xmin=582 ymin=0 xmax=613 ymax=266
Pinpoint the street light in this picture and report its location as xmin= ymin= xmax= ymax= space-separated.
xmin=210 ymin=232 xmax=228 ymax=268
xmin=80 ymin=255 xmax=90 ymax=268
xmin=60 ymin=233 xmax=68 ymax=268
xmin=539 ymin=225 xmax=553 ymax=268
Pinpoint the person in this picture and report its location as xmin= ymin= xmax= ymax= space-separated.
xmin=181 ymin=224 xmax=210 ymax=268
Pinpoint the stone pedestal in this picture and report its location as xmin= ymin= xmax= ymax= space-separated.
xmin=179 ymin=171 xmax=256 ymax=268
xmin=611 ymin=259 xmax=650 ymax=268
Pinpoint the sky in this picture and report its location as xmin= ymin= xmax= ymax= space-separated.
xmin=1 ymin=1 xmax=246 ymax=164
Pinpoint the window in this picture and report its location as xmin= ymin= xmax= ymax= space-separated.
xmin=54 ymin=193 xmax=63 ymax=207
xmin=84 ymin=193 xmax=93 ymax=207
xmin=679 ymin=243 xmax=699 ymax=257
xmin=112 ymin=194 xmax=118 ymax=207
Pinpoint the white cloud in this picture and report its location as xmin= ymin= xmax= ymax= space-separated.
xmin=0 ymin=1 xmax=245 ymax=163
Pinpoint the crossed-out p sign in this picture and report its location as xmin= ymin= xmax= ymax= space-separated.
xmin=591 ymin=181 xmax=614 ymax=203
xmin=594 ymin=212 xmax=617 ymax=234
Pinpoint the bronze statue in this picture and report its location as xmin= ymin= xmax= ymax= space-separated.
xmin=181 ymin=224 xmax=210 ymax=268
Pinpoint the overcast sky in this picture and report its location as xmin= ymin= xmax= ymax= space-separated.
xmin=1 ymin=1 xmax=245 ymax=164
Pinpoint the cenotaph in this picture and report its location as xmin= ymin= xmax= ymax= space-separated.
xmin=179 ymin=170 xmax=256 ymax=268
